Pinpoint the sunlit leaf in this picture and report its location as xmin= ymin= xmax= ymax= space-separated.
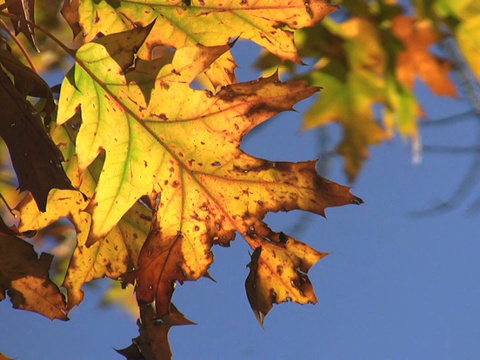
xmin=72 ymin=0 xmax=337 ymax=63
xmin=57 ymin=26 xmax=362 ymax=321
xmin=245 ymin=230 xmax=328 ymax=325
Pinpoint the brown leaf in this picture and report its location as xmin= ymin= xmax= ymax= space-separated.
xmin=0 ymin=234 xmax=68 ymax=320
xmin=0 ymin=65 xmax=75 ymax=211
xmin=0 ymin=48 xmax=55 ymax=122
xmin=7 ymin=0 xmax=38 ymax=51
xmin=60 ymin=0 xmax=81 ymax=39
xmin=122 ymin=199 xmax=188 ymax=319
xmin=245 ymin=225 xmax=328 ymax=325
xmin=117 ymin=302 xmax=195 ymax=360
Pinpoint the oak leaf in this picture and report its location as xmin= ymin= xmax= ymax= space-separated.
xmin=6 ymin=0 xmax=38 ymax=51
xmin=15 ymin=122 xmax=150 ymax=311
xmin=57 ymin=25 xmax=362 ymax=321
xmin=0 ymin=234 xmax=68 ymax=320
xmin=0 ymin=352 xmax=14 ymax=360
xmin=434 ymin=0 xmax=480 ymax=79
xmin=245 ymin=230 xmax=328 ymax=325
xmin=67 ymin=0 xmax=338 ymax=63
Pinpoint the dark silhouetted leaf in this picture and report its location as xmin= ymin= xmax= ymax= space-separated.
xmin=60 ymin=0 xmax=81 ymax=39
xmin=7 ymin=0 xmax=38 ymax=51
xmin=0 ymin=65 xmax=75 ymax=211
xmin=0 ymin=48 xmax=55 ymax=122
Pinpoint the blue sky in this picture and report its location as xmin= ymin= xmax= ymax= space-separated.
xmin=2 ymin=33 xmax=480 ymax=360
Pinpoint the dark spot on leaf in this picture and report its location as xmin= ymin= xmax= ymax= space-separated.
xmin=140 ymin=214 xmax=153 ymax=222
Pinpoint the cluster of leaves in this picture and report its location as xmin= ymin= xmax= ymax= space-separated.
xmin=0 ymin=0 xmax=478 ymax=358
xmin=258 ymin=0 xmax=479 ymax=180
xmin=0 ymin=0 xmax=363 ymax=358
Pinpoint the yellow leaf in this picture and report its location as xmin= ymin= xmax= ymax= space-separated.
xmin=305 ymin=61 xmax=389 ymax=181
xmin=58 ymin=26 xmax=362 ymax=319
xmin=75 ymin=0 xmax=337 ymax=63
xmin=433 ymin=0 xmax=480 ymax=88
xmin=245 ymin=230 xmax=328 ymax=325
xmin=300 ymin=17 xmax=390 ymax=180
xmin=15 ymin=117 xmax=150 ymax=311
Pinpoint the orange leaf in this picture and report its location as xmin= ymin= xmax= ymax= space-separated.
xmin=392 ymin=15 xmax=456 ymax=97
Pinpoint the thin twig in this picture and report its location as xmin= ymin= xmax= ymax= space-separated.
xmin=423 ymin=145 xmax=480 ymax=154
xmin=420 ymin=110 xmax=477 ymax=127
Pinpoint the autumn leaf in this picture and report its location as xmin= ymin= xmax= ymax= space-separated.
xmin=0 ymin=48 xmax=55 ymax=120
xmin=6 ymin=0 xmax=38 ymax=51
xmin=392 ymin=15 xmax=456 ymax=97
xmin=302 ymin=17 xmax=390 ymax=180
xmin=434 ymin=0 xmax=480 ymax=79
xmin=0 ymin=234 xmax=68 ymax=320
xmin=0 ymin=352 xmax=14 ymax=360
xmin=57 ymin=25 xmax=362 ymax=322
xmin=68 ymin=0 xmax=337 ymax=64
xmin=60 ymin=0 xmax=81 ymax=38
xmin=15 ymin=121 xmax=150 ymax=311
xmin=0 ymin=56 xmax=75 ymax=211
xmin=245 ymin=231 xmax=328 ymax=325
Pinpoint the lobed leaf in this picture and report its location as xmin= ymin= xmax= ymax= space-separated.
xmin=0 ymin=234 xmax=68 ymax=320
xmin=245 ymin=229 xmax=328 ymax=325
xmin=57 ymin=26 xmax=362 ymax=321
xmin=70 ymin=0 xmax=337 ymax=63
xmin=16 ymin=122 xmax=150 ymax=311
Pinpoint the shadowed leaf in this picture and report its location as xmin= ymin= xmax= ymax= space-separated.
xmin=0 ymin=65 xmax=74 ymax=211
xmin=7 ymin=0 xmax=38 ymax=51
xmin=15 ymin=122 xmax=150 ymax=311
xmin=0 ymin=234 xmax=68 ymax=320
